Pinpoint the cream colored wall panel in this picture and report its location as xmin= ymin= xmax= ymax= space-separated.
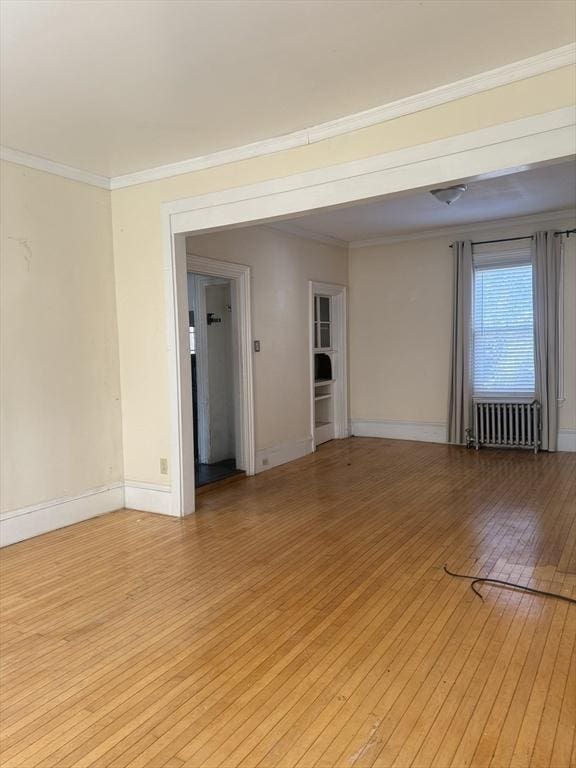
xmin=349 ymin=239 xmax=453 ymax=424
xmin=0 ymin=161 xmax=123 ymax=513
xmin=349 ymin=218 xmax=576 ymax=432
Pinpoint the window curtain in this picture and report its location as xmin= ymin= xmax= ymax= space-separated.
xmin=532 ymin=231 xmax=561 ymax=451
xmin=448 ymin=240 xmax=473 ymax=444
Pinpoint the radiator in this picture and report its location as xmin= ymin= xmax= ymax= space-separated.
xmin=471 ymin=400 xmax=541 ymax=453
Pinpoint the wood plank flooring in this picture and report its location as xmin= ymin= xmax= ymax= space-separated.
xmin=1 ymin=437 xmax=575 ymax=768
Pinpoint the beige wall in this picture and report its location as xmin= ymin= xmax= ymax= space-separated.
xmin=187 ymin=227 xmax=347 ymax=455
xmin=349 ymin=238 xmax=452 ymax=424
xmin=0 ymin=161 xmax=123 ymax=512
xmin=112 ymin=67 xmax=575 ymax=485
xmin=349 ymin=218 xmax=576 ymax=431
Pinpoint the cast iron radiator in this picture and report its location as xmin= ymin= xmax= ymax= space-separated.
xmin=471 ymin=400 xmax=541 ymax=453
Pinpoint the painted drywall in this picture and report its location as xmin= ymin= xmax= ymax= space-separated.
xmin=186 ymin=227 xmax=348 ymax=454
xmin=349 ymin=216 xmax=576 ymax=433
xmin=111 ymin=67 xmax=575 ymax=485
xmin=205 ymin=282 xmax=235 ymax=463
xmin=0 ymin=160 xmax=123 ymax=513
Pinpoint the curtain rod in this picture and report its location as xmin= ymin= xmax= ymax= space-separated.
xmin=448 ymin=228 xmax=576 ymax=248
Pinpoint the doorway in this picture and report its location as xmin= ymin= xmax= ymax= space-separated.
xmin=188 ymin=274 xmax=244 ymax=487
xmin=183 ymin=254 xmax=255 ymax=498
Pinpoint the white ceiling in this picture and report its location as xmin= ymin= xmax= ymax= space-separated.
xmin=1 ymin=0 xmax=575 ymax=177
xmin=281 ymin=161 xmax=576 ymax=243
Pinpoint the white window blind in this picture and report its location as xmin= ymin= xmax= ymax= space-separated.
xmin=472 ymin=260 xmax=535 ymax=395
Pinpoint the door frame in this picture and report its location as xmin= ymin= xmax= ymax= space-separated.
xmin=309 ymin=281 xmax=349 ymax=450
xmin=187 ymin=254 xmax=255 ymax=476
xmin=163 ymin=108 xmax=574 ymax=516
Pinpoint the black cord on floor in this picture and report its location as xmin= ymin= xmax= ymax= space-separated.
xmin=443 ymin=564 xmax=576 ymax=605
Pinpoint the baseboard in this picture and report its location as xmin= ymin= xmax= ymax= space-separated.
xmin=351 ymin=419 xmax=448 ymax=444
xmin=558 ymin=429 xmax=576 ymax=452
xmin=255 ymin=437 xmax=314 ymax=473
xmin=0 ymin=483 xmax=124 ymax=547
xmin=124 ymin=481 xmax=173 ymax=515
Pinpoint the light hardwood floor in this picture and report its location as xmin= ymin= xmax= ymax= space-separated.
xmin=1 ymin=438 xmax=575 ymax=768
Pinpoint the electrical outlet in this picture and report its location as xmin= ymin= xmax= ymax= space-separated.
xmin=160 ymin=458 xmax=168 ymax=475
xmin=262 ymin=457 xmax=269 ymax=466
xmin=253 ymin=340 xmax=261 ymax=352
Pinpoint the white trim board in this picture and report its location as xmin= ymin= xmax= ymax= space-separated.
xmin=1 ymin=44 xmax=574 ymax=190
xmin=124 ymin=481 xmax=173 ymax=516
xmin=558 ymin=429 xmax=576 ymax=452
xmin=167 ymin=108 xmax=576 ymax=234
xmin=255 ymin=437 xmax=314 ymax=473
xmin=351 ymin=419 xmax=448 ymax=444
xmin=0 ymin=146 xmax=110 ymax=190
xmin=0 ymin=483 xmax=124 ymax=547
xmin=0 ymin=480 xmax=180 ymax=547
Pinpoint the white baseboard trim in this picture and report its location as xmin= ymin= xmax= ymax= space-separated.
xmin=0 ymin=482 xmax=124 ymax=547
xmin=351 ymin=419 xmax=448 ymax=444
xmin=124 ymin=481 xmax=174 ymax=515
xmin=351 ymin=420 xmax=576 ymax=452
xmin=255 ymin=437 xmax=314 ymax=473
xmin=558 ymin=429 xmax=576 ymax=452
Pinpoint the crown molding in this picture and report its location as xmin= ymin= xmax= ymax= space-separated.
xmin=308 ymin=43 xmax=576 ymax=143
xmin=2 ymin=44 xmax=574 ymax=191
xmin=348 ymin=208 xmax=576 ymax=249
xmin=111 ymin=44 xmax=576 ymax=189
xmin=265 ymin=221 xmax=348 ymax=249
xmin=0 ymin=146 xmax=110 ymax=189
xmin=109 ymin=130 xmax=309 ymax=190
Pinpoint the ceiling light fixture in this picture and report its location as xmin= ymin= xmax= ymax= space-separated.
xmin=429 ymin=184 xmax=467 ymax=205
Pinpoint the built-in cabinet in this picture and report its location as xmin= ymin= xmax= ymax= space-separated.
xmin=310 ymin=281 xmax=348 ymax=449
xmin=313 ymin=294 xmax=336 ymax=445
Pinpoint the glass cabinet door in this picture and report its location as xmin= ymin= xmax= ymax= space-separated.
xmin=314 ymin=295 xmax=331 ymax=349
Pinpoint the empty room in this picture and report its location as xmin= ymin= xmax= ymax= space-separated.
xmin=1 ymin=2 xmax=575 ymax=767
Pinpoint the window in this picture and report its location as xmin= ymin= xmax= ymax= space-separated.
xmin=472 ymin=255 xmax=535 ymax=396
